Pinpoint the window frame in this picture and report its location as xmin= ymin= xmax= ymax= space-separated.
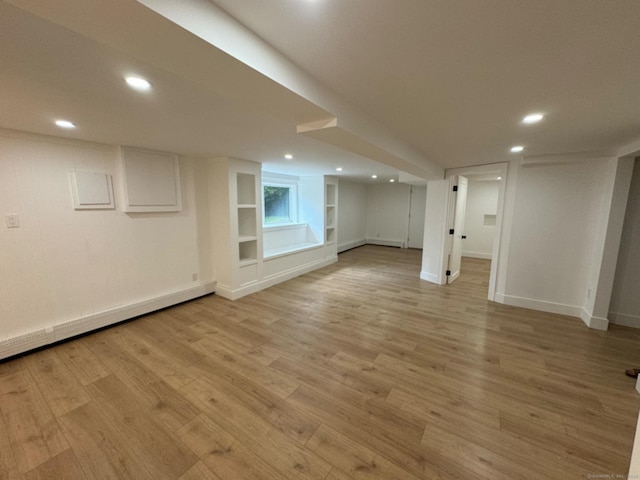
xmin=262 ymin=181 xmax=298 ymax=227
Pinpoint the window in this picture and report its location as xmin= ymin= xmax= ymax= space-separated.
xmin=263 ymin=183 xmax=297 ymax=225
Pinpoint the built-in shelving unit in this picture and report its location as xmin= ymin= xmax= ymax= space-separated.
xmin=235 ymin=172 xmax=259 ymax=269
xmin=210 ymin=164 xmax=338 ymax=300
xmin=209 ymin=158 xmax=262 ymax=298
xmin=236 ymin=173 xmax=258 ymax=261
xmin=237 ymin=173 xmax=256 ymax=205
xmin=325 ymin=178 xmax=338 ymax=256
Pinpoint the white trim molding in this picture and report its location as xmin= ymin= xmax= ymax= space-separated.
xmin=462 ymin=251 xmax=492 ymax=260
xmin=579 ymin=309 xmax=609 ymax=331
xmin=494 ymin=293 xmax=583 ymax=318
xmin=0 ymin=282 xmax=216 ymax=360
xmin=216 ymin=256 xmax=337 ymax=300
xmin=338 ymin=238 xmax=366 ymax=253
xmin=365 ymin=238 xmax=405 ymax=248
xmin=420 ymin=271 xmax=442 ymax=284
xmin=608 ymin=312 xmax=640 ymax=329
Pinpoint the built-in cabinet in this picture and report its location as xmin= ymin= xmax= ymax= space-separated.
xmin=209 ymin=160 xmax=338 ymax=300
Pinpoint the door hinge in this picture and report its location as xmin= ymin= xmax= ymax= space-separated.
xmin=452 ymin=185 xmax=458 ymax=192
xmin=445 ymin=270 xmax=451 ymax=276
xmin=449 ymin=228 xmax=454 ymax=235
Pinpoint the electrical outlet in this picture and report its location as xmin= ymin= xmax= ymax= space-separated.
xmin=192 ymin=273 xmax=198 ymax=282
xmin=5 ymin=214 xmax=19 ymax=228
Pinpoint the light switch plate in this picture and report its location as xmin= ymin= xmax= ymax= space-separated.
xmin=5 ymin=214 xmax=19 ymax=228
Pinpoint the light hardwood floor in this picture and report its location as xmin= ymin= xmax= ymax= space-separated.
xmin=1 ymin=245 xmax=639 ymax=479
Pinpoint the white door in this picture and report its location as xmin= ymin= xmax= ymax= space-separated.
xmin=447 ymin=176 xmax=468 ymax=284
xmin=407 ymin=185 xmax=427 ymax=248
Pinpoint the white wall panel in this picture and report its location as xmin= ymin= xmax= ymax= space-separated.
xmin=0 ymin=132 xmax=203 ymax=342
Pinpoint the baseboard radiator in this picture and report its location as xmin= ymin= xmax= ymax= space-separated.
xmin=0 ymin=282 xmax=216 ymax=360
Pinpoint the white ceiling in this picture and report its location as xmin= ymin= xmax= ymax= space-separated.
xmin=2 ymin=0 xmax=640 ymax=182
xmin=212 ymin=0 xmax=640 ymax=168
xmin=0 ymin=1 xmax=401 ymax=182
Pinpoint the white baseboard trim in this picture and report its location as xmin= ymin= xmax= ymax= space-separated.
xmin=420 ymin=271 xmax=444 ymax=285
xmin=365 ymin=238 xmax=405 ymax=248
xmin=494 ymin=293 xmax=582 ymax=318
xmin=462 ymin=251 xmax=492 ymax=260
xmin=608 ymin=312 xmax=640 ymax=329
xmin=216 ymin=256 xmax=338 ymax=301
xmin=338 ymin=238 xmax=366 ymax=253
xmin=0 ymin=282 xmax=216 ymax=360
xmin=579 ymin=308 xmax=609 ymax=331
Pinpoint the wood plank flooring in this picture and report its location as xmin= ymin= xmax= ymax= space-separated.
xmin=1 ymin=245 xmax=639 ymax=479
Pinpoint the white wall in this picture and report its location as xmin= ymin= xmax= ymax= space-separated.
xmin=463 ymin=180 xmax=499 ymax=259
xmin=338 ymin=181 xmax=424 ymax=251
xmin=421 ymin=179 xmax=450 ymax=285
xmin=497 ymin=159 xmax=609 ymax=317
xmin=365 ymin=182 xmax=411 ymax=247
xmin=298 ymin=175 xmax=324 ymax=243
xmin=337 ymin=180 xmax=367 ymax=252
xmin=609 ymin=158 xmax=640 ymax=328
xmin=407 ymin=185 xmax=427 ymax=249
xmin=0 ymin=130 xmax=209 ymax=344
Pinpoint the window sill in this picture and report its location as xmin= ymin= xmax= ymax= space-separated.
xmin=263 ymin=222 xmax=306 ymax=232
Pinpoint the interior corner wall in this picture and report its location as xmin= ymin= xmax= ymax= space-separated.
xmin=609 ymin=157 xmax=640 ymax=328
xmin=298 ymin=175 xmax=324 ymax=243
xmin=193 ymin=157 xmax=214 ymax=284
xmin=337 ymin=180 xmax=367 ymax=252
xmin=365 ymin=182 xmax=411 ymax=247
xmin=462 ymin=180 xmax=499 ymax=259
xmin=498 ymin=159 xmax=610 ymax=317
xmin=0 ymin=131 xmax=209 ymax=346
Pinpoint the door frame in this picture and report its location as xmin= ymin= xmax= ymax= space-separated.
xmin=445 ymin=163 xmax=508 ymax=301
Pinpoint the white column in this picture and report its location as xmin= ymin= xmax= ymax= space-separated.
xmin=630 ymin=407 xmax=640 ymax=478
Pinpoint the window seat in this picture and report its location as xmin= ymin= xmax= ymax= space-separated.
xmin=264 ymin=242 xmax=323 ymax=260
xmin=263 ymin=223 xmax=321 ymax=259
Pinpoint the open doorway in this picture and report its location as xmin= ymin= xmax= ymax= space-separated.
xmin=421 ymin=163 xmax=507 ymax=301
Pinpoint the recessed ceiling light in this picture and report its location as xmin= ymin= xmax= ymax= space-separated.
xmin=335 ymin=167 xmax=343 ymax=172
xmin=510 ymin=145 xmax=524 ymax=153
xmin=371 ymin=175 xmax=378 ymax=179
xmin=55 ymin=119 xmax=76 ymax=129
xmin=389 ymin=179 xmax=395 ymax=183
xmin=284 ymin=154 xmax=293 ymax=160
xmin=497 ymin=176 xmax=502 ymax=180
xmin=125 ymin=76 xmax=152 ymax=91
xmin=522 ymin=113 xmax=544 ymax=124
